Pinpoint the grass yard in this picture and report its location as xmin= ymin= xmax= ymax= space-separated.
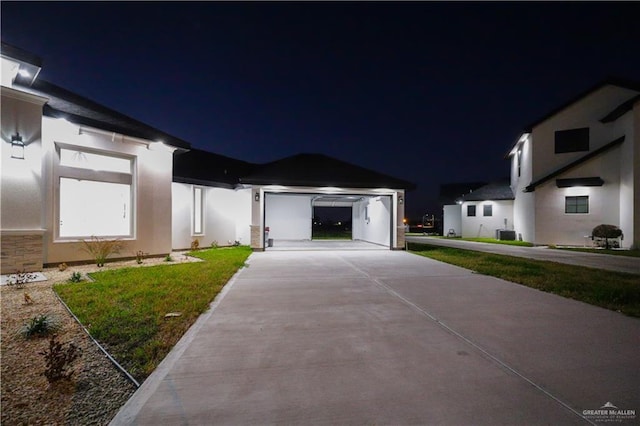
xmin=430 ymin=236 xmax=534 ymax=247
xmin=55 ymin=246 xmax=251 ymax=383
xmin=554 ymin=247 xmax=640 ymax=257
xmin=408 ymin=242 xmax=640 ymax=317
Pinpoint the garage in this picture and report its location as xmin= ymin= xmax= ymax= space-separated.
xmin=240 ymin=153 xmax=414 ymax=251
xmin=263 ymin=192 xmax=392 ymax=249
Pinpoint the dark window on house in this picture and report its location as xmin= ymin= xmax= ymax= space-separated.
xmin=555 ymin=128 xmax=589 ymax=153
xmin=467 ymin=205 xmax=476 ymax=217
xmin=483 ymin=204 xmax=493 ymax=216
xmin=565 ymin=196 xmax=589 ymax=214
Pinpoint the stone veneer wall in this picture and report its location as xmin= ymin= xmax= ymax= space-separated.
xmin=250 ymin=225 xmax=263 ymax=251
xmin=1 ymin=233 xmax=44 ymax=273
xmin=396 ymin=226 xmax=406 ymax=250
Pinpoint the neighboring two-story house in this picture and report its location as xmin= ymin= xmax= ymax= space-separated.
xmin=508 ymin=78 xmax=639 ymax=249
xmin=443 ymin=78 xmax=639 ymax=249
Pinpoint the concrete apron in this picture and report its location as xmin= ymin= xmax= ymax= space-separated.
xmin=111 ymin=250 xmax=640 ymax=425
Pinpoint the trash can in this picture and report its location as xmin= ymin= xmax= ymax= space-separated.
xmin=268 ymin=238 xmax=274 ymax=247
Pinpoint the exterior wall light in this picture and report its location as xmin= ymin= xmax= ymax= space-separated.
xmin=11 ymin=133 xmax=24 ymax=159
xmin=254 ymin=192 xmax=260 ymax=202
xmin=398 ymin=196 xmax=404 ymax=204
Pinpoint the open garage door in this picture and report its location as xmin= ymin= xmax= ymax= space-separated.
xmin=264 ymin=192 xmax=391 ymax=250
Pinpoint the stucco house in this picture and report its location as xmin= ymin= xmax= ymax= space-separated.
xmin=1 ymin=43 xmax=413 ymax=273
xmin=444 ymin=78 xmax=640 ymax=248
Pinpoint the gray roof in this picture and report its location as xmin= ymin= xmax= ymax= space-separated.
xmin=461 ymin=180 xmax=514 ymax=201
xmin=16 ymin=79 xmax=191 ymax=150
xmin=239 ymin=153 xmax=416 ymax=190
xmin=173 ymin=148 xmax=255 ymax=189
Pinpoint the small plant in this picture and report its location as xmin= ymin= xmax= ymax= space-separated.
xmin=58 ymin=262 xmax=68 ymax=271
xmin=23 ymin=292 xmax=34 ymax=305
xmin=81 ymin=236 xmax=123 ymax=267
xmin=164 ymin=254 xmax=173 ymax=262
xmin=210 ymin=240 xmax=219 ymax=249
xmin=135 ymin=250 xmax=146 ymax=265
xmin=592 ymin=224 xmax=623 ymax=249
xmin=68 ymin=272 xmax=83 ymax=283
xmin=6 ymin=270 xmax=37 ymax=289
xmin=39 ymin=335 xmax=82 ymax=383
xmin=190 ymin=238 xmax=200 ymax=251
xmin=21 ymin=314 xmax=61 ymax=339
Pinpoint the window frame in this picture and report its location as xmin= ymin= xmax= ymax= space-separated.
xmin=483 ymin=204 xmax=493 ymax=217
xmin=192 ymin=186 xmax=205 ymax=236
xmin=467 ymin=205 xmax=476 ymax=217
xmin=565 ymin=195 xmax=589 ymax=214
xmin=55 ymin=144 xmax=135 ymax=241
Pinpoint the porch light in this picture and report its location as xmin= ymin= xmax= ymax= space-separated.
xmin=10 ymin=133 xmax=24 ymax=159
xmin=254 ymin=192 xmax=260 ymax=202
xmin=398 ymin=196 xmax=404 ymax=204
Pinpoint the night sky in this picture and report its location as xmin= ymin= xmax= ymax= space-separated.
xmin=2 ymin=2 xmax=639 ymax=219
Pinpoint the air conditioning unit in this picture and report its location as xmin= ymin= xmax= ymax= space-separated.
xmin=496 ymin=229 xmax=516 ymax=240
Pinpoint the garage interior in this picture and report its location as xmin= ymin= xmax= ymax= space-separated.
xmin=264 ymin=193 xmax=391 ymax=250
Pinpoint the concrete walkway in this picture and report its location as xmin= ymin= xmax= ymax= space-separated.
xmin=111 ymin=250 xmax=640 ymax=425
xmin=406 ymin=236 xmax=640 ymax=274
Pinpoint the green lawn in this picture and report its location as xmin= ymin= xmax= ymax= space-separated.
xmin=55 ymin=246 xmax=251 ymax=382
xmin=429 ymin=236 xmax=534 ymax=247
xmin=408 ymin=242 xmax=640 ymax=317
xmin=554 ymin=247 xmax=640 ymax=257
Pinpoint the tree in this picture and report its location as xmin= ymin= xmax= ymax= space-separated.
xmin=592 ymin=224 xmax=623 ymax=249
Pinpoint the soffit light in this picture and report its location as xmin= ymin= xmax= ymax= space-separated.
xmin=11 ymin=133 xmax=24 ymax=159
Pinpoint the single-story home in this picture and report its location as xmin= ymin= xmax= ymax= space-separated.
xmin=443 ymin=78 xmax=640 ymax=249
xmin=1 ymin=42 xmax=414 ymax=273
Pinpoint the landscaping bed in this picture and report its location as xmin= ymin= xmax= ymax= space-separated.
xmin=1 ymin=247 xmax=249 ymax=424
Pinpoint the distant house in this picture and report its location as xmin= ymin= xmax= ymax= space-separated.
xmin=443 ymin=78 xmax=640 ymax=248
xmin=1 ymin=42 xmax=414 ymax=273
xmin=438 ymin=182 xmax=486 ymax=237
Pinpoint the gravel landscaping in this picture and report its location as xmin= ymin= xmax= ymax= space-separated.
xmin=1 ymin=252 xmax=200 ymax=425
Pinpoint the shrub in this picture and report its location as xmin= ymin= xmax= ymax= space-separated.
xmin=81 ymin=236 xmax=123 ymax=267
xmin=39 ymin=335 xmax=82 ymax=383
xmin=135 ymin=250 xmax=146 ymax=265
xmin=190 ymin=238 xmax=200 ymax=250
xmin=164 ymin=254 xmax=173 ymax=262
xmin=210 ymin=240 xmax=218 ymax=249
xmin=58 ymin=263 xmax=68 ymax=271
xmin=21 ymin=314 xmax=61 ymax=339
xmin=592 ymin=224 xmax=623 ymax=249
xmin=68 ymin=272 xmax=83 ymax=283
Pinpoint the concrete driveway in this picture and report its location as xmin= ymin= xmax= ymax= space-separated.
xmin=406 ymin=236 xmax=640 ymax=274
xmin=111 ymin=250 xmax=640 ymax=425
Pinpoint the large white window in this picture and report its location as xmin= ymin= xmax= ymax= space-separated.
xmin=193 ymin=186 xmax=204 ymax=235
xmin=57 ymin=147 xmax=134 ymax=238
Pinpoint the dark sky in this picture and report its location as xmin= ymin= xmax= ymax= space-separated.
xmin=2 ymin=1 xmax=639 ymax=219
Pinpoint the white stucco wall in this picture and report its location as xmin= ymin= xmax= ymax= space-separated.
xmin=442 ymin=204 xmax=462 ymax=237
xmin=353 ymin=196 xmax=391 ymax=246
xmin=1 ymin=87 xmax=47 ymax=232
xmin=264 ymin=193 xmax=312 ymax=240
xmin=534 ymin=145 xmax=623 ymax=246
xmin=172 ymin=183 xmax=251 ymax=249
xmin=461 ymin=200 xmax=514 ymax=239
xmin=41 ymin=117 xmax=175 ymax=264
xmin=530 ymin=85 xmax=637 ymax=181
